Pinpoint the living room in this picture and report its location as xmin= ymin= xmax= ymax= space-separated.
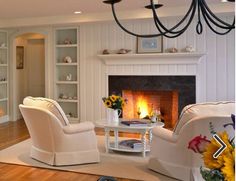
xmin=0 ymin=0 xmax=235 ymax=181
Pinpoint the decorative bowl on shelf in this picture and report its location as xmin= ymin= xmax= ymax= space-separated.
xmin=63 ymin=56 xmax=72 ymax=63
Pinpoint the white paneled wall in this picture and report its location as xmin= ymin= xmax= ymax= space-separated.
xmin=79 ymin=16 xmax=235 ymax=122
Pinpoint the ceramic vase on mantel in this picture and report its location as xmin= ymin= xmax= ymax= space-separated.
xmin=107 ymin=108 xmax=121 ymax=124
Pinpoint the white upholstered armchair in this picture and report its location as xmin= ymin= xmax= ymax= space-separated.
xmin=19 ymin=96 xmax=100 ymax=166
xmin=148 ymin=101 xmax=235 ymax=181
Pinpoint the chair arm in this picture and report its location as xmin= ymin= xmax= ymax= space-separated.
xmin=63 ymin=122 xmax=95 ymax=134
xmin=152 ymin=126 xmax=178 ymax=143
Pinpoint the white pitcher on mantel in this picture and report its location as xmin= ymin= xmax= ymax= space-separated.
xmin=107 ymin=108 xmax=121 ymax=124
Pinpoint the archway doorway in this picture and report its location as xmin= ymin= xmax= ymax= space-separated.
xmin=13 ymin=33 xmax=46 ymax=120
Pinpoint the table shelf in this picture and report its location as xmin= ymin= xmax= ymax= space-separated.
xmin=108 ymin=141 xmax=150 ymax=153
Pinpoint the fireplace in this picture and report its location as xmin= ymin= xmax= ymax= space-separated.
xmin=109 ymin=76 xmax=196 ymax=128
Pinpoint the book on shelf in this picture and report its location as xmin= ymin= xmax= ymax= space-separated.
xmin=119 ymin=139 xmax=143 ymax=149
xmin=121 ymin=120 xmax=148 ymax=127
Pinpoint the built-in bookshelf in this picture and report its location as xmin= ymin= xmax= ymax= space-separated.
xmin=54 ymin=27 xmax=79 ymax=122
xmin=0 ymin=31 xmax=8 ymax=123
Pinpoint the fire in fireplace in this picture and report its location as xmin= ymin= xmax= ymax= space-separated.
xmin=122 ymin=90 xmax=178 ymax=128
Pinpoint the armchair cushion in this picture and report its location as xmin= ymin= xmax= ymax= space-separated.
xmin=63 ymin=122 xmax=95 ymax=134
xmin=152 ymin=126 xmax=178 ymax=143
xmin=23 ymin=96 xmax=69 ymax=126
xmin=174 ymin=101 xmax=235 ymax=134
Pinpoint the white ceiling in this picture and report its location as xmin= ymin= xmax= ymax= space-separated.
xmin=0 ymin=0 xmax=226 ymax=19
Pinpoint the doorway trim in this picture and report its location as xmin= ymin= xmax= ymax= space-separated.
xmin=9 ymin=27 xmax=53 ymax=121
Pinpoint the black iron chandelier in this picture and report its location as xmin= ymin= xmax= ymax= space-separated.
xmin=103 ymin=0 xmax=235 ymax=38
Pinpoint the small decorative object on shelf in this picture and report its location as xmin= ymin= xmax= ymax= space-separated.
xmin=62 ymin=95 xmax=68 ymax=99
xmin=188 ymin=115 xmax=235 ymax=181
xmin=102 ymin=49 xmax=110 ymax=55
xmin=66 ymin=112 xmax=73 ymax=118
xmin=117 ymin=49 xmax=131 ymax=54
xmin=66 ymin=74 xmax=72 ymax=81
xmin=0 ymin=43 xmax=5 ymax=48
xmin=73 ymin=96 xmax=77 ymax=100
xmin=64 ymin=38 xmax=72 ymax=45
xmin=167 ymin=47 xmax=178 ymax=53
xmin=0 ymin=78 xmax=6 ymax=81
xmin=102 ymin=95 xmax=127 ymax=123
xmin=185 ymin=45 xmax=195 ymax=53
xmin=63 ymin=56 xmax=72 ymax=63
xmin=59 ymin=94 xmax=68 ymax=99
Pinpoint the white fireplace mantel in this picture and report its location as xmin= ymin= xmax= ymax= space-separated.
xmin=98 ymin=53 xmax=205 ymax=65
xmin=98 ymin=52 xmax=205 ymax=103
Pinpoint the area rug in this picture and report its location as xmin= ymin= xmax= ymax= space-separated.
xmin=0 ymin=136 xmax=176 ymax=181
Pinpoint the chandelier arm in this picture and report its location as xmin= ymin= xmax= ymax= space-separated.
xmin=111 ymin=3 xmax=162 ymax=37
xmin=153 ymin=18 xmax=185 ymax=38
xmin=150 ymin=0 xmax=196 ymax=34
xmin=201 ymin=0 xmax=235 ymax=28
xmin=196 ymin=0 xmax=203 ymax=34
xmin=153 ymin=12 xmax=195 ymax=38
xmin=200 ymin=3 xmax=235 ymax=30
xmin=201 ymin=8 xmax=233 ymax=35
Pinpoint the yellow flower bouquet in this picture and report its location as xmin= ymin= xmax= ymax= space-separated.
xmin=102 ymin=95 xmax=127 ymax=110
xmin=188 ymin=115 xmax=235 ymax=181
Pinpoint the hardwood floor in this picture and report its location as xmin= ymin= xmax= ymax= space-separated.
xmin=0 ymin=119 xmax=30 ymax=150
xmin=0 ymin=120 xmax=136 ymax=181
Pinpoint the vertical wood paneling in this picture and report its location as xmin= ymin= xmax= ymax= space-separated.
xmin=93 ymin=24 xmax=102 ymax=120
xmin=196 ymin=18 xmax=207 ymax=102
xmin=187 ymin=65 xmax=197 ymax=74
xmin=186 ymin=19 xmax=196 ymax=49
xmin=166 ymin=19 xmax=178 ymax=51
xmin=150 ymin=65 xmax=160 ymax=73
xmin=177 ymin=65 xmax=187 ymax=73
xmin=159 ymin=65 xmax=169 ymax=73
xmin=216 ymin=22 xmax=227 ymax=100
xmin=168 ymin=65 xmax=177 ymax=74
xmin=86 ymin=25 xmax=94 ymax=121
xmin=79 ymin=26 xmax=87 ymax=121
xmin=162 ymin=19 xmax=168 ymax=51
xmin=206 ymin=24 xmax=217 ymax=101
xmin=79 ymin=16 xmax=235 ymax=122
xmin=226 ymin=17 xmax=235 ymax=100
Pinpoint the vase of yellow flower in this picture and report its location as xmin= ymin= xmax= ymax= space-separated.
xmin=102 ymin=95 xmax=127 ymax=123
xmin=106 ymin=108 xmax=121 ymax=123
